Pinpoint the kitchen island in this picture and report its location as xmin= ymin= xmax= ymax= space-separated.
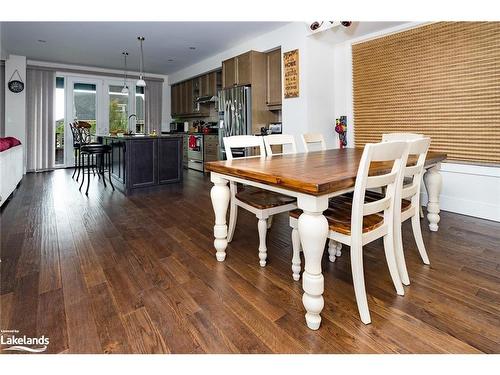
xmin=100 ymin=134 xmax=183 ymax=195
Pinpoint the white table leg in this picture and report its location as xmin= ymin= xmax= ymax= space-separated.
xmin=210 ymin=173 xmax=230 ymax=261
xmin=423 ymin=163 xmax=443 ymax=232
xmin=297 ymin=195 xmax=329 ymax=330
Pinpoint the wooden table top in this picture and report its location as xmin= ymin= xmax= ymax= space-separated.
xmin=205 ymin=148 xmax=447 ymax=196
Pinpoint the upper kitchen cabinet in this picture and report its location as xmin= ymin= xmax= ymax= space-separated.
xmin=200 ymin=71 xmax=219 ymax=97
xmin=222 ymin=57 xmax=237 ymax=88
xmin=222 ymin=51 xmax=258 ymax=88
xmin=266 ymin=48 xmax=282 ymax=109
xmin=171 ymin=70 xmax=221 ymax=118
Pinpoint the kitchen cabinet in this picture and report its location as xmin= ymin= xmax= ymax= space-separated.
xmin=158 ymin=137 xmax=183 ymax=184
xmin=222 ymin=57 xmax=237 ymax=88
xmin=183 ymin=80 xmax=193 ymax=115
xmin=171 ymin=70 xmax=221 ymax=117
xmin=222 ymin=51 xmax=256 ymax=88
xmin=203 ymin=134 xmax=219 ymax=168
xmin=102 ymin=135 xmax=183 ymax=194
xmin=201 ymin=71 xmax=218 ymax=97
xmin=266 ymin=48 xmax=282 ymax=108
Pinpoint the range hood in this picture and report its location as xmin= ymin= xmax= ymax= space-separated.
xmin=194 ymin=95 xmax=218 ymax=104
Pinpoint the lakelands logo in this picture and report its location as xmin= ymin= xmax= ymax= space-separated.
xmin=1 ymin=330 xmax=49 ymax=353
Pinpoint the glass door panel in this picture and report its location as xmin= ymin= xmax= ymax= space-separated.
xmin=109 ymin=85 xmax=129 ymax=134
xmin=55 ymin=77 xmax=65 ymax=166
xmin=73 ymin=82 xmax=97 ymax=137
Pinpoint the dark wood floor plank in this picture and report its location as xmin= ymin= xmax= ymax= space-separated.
xmin=36 ymin=288 xmax=68 ymax=353
xmin=122 ymin=307 xmax=169 ymax=354
xmin=1 ymin=169 xmax=499 ymax=353
xmin=89 ymin=282 xmax=131 ymax=353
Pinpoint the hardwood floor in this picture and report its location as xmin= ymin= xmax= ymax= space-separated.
xmin=1 ymin=169 xmax=499 ymax=354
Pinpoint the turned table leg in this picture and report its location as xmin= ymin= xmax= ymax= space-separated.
xmin=210 ymin=174 xmax=230 ymax=261
xmin=297 ymin=195 xmax=329 ymax=330
xmin=423 ymin=163 xmax=443 ymax=232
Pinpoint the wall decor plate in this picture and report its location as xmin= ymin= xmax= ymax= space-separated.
xmin=8 ymin=70 xmax=24 ymax=93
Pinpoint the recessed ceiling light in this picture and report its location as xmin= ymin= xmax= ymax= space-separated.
xmin=189 ymin=47 xmax=196 ymax=50
xmin=37 ymin=39 xmax=47 ymax=43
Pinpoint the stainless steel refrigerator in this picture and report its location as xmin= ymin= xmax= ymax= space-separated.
xmin=218 ymin=86 xmax=252 ymax=160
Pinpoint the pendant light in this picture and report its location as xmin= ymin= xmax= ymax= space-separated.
xmin=121 ymin=51 xmax=129 ymax=94
xmin=136 ymin=36 xmax=146 ymax=87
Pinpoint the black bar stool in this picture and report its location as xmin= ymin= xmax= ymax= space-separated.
xmin=79 ymin=143 xmax=114 ymax=195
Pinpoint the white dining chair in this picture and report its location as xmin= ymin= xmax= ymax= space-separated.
xmin=382 ymin=133 xmax=425 ymax=219
xmin=263 ymin=134 xmax=297 ymax=156
xmin=367 ymin=138 xmax=432 ymax=286
xmin=289 ymin=141 xmax=409 ymax=324
xmin=224 ymin=135 xmax=297 ymax=267
xmin=301 ymin=133 xmax=326 ymax=152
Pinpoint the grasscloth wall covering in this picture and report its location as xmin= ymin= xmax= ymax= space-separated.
xmin=352 ymin=22 xmax=500 ymax=164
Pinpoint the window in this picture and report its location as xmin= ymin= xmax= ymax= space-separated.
xmin=55 ymin=77 xmax=65 ymax=165
xmin=352 ymin=22 xmax=500 ymax=164
xmin=108 ymin=85 xmax=129 ymax=134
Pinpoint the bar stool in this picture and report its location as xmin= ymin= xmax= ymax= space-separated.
xmin=79 ymin=143 xmax=114 ymax=195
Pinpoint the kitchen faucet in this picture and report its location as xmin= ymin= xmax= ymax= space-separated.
xmin=128 ymin=114 xmax=137 ymax=133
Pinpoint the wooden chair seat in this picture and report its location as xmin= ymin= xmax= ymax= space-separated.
xmin=236 ymin=186 xmax=296 ymax=209
xmin=289 ymin=204 xmax=384 ymax=236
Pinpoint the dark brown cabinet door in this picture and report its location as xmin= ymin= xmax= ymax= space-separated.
xmin=266 ymin=49 xmax=282 ymax=106
xmin=158 ymin=137 xmax=182 ymax=184
xmin=127 ymin=139 xmax=157 ymax=188
xmin=172 ymin=84 xmax=181 ymax=115
xmin=223 ymin=57 xmax=236 ymax=88
xmin=236 ymin=52 xmax=252 ymax=86
xmin=183 ymin=80 xmax=193 ymax=115
xmin=200 ymin=74 xmax=209 ymax=96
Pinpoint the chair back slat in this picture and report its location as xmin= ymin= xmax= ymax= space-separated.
xmin=365 ymin=171 xmax=398 ymax=189
xmin=363 ymin=196 xmax=391 ymax=216
xmin=263 ymin=134 xmax=297 ymax=156
xmin=223 ymin=135 xmax=265 ymax=160
xmin=301 ymin=133 xmax=326 ymax=152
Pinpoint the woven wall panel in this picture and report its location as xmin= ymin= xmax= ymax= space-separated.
xmin=352 ymin=22 xmax=500 ymax=164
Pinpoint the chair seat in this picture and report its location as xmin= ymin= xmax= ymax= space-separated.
xmin=81 ymin=144 xmax=111 ymax=153
xmin=289 ymin=194 xmax=385 ymax=235
xmin=236 ymin=186 xmax=295 ymax=209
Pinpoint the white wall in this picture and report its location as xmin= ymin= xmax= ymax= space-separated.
xmin=5 ymin=55 xmax=27 ymax=170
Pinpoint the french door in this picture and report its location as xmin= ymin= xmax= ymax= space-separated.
xmin=62 ymin=75 xmax=143 ymax=168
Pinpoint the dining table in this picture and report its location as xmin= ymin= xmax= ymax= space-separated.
xmin=205 ymin=148 xmax=447 ymax=330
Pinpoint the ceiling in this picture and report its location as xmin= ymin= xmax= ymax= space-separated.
xmin=1 ymin=22 xmax=288 ymax=75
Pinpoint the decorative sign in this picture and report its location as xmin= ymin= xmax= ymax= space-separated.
xmin=8 ymin=69 xmax=25 ymax=93
xmin=283 ymin=49 xmax=299 ymax=98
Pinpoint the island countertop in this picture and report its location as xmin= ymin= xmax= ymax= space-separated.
xmin=100 ymin=134 xmax=184 ymax=140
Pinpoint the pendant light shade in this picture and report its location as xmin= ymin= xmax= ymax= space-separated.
xmin=121 ymin=51 xmax=129 ymax=94
xmin=136 ymin=36 xmax=146 ymax=87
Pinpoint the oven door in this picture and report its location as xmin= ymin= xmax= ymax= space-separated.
xmin=188 ymin=159 xmax=204 ymax=171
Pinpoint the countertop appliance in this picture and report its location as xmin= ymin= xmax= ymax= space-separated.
xmin=187 ymin=133 xmax=204 ymax=172
xmin=218 ymin=86 xmax=252 ymax=159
